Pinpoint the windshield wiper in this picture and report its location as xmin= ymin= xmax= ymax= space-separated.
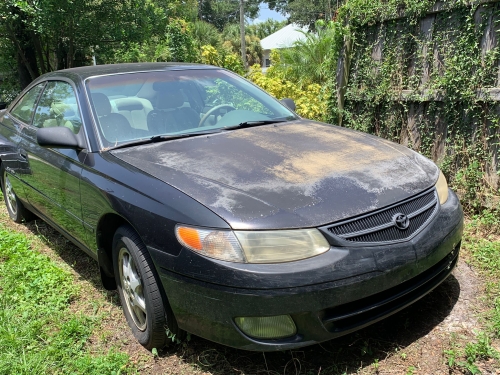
xmin=223 ymin=119 xmax=288 ymax=130
xmin=107 ymin=130 xmax=222 ymax=151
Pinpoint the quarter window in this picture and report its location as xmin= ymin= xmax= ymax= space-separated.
xmin=33 ymin=81 xmax=82 ymax=134
xmin=10 ymin=84 xmax=45 ymax=124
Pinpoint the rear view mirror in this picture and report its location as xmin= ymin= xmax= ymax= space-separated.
xmin=37 ymin=126 xmax=81 ymax=149
xmin=280 ymin=98 xmax=296 ymax=112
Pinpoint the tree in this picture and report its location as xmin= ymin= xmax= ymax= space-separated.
xmin=270 ymin=20 xmax=344 ymax=86
xmin=246 ymin=19 xmax=287 ymax=40
xmin=0 ymin=0 xmax=190 ymax=89
xmin=222 ymin=24 xmax=263 ymax=66
xmin=264 ymin=0 xmax=343 ymax=29
xmin=192 ymin=20 xmax=222 ymax=48
xmin=198 ymin=0 xmax=260 ymax=31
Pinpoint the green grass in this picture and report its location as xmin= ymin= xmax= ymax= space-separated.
xmin=444 ymin=212 xmax=500 ymax=374
xmin=0 ymin=225 xmax=134 ymax=375
xmin=467 ymin=212 xmax=500 ymax=339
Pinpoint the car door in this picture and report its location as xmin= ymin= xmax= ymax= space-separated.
xmin=18 ymin=80 xmax=88 ymax=247
xmin=0 ymin=83 xmax=46 ymax=202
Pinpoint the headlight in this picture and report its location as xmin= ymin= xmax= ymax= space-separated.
xmin=234 ymin=229 xmax=330 ymax=263
xmin=175 ymin=226 xmax=330 ymax=263
xmin=435 ymin=170 xmax=449 ymax=205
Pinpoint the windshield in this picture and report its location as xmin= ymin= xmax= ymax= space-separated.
xmin=85 ymin=69 xmax=298 ymax=148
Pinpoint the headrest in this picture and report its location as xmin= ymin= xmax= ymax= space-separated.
xmin=113 ymin=97 xmax=145 ymax=111
xmin=153 ymin=81 xmax=179 ymax=92
xmin=92 ymin=93 xmax=111 ymax=116
xmin=156 ymin=90 xmax=184 ymax=110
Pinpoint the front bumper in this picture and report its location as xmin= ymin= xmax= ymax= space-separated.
xmin=149 ymin=189 xmax=463 ymax=351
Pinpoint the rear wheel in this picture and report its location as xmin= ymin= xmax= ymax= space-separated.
xmin=1 ymin=165 xmax=34 ymax=223
xmin=112 ymin=225 xmax=183 ymax=350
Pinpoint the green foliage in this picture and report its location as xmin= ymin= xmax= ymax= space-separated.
xmin=445 ymin=218 xmax=500 ymax=373
xmin=198 ymin=0 xmax=259 ymax=31
xmin=248 ymin=63 xmax=327 ymax=121
xmin=246 ymin=19 xmax=287 ymax=40
xmin=205 ymin=77 xmax=273 ymax=114
xmin=264 ymin=0 xmax=339 ymax=29
xmin=0 ymin=0 xmax=200 ymax=87
xmin=103 ymin=18 xmax=199 ymax=64
xmin=330 ymin=0 xmax=500 ymax=213
xmin=246 ymin=20 xmax=344 ymax=121
xmin=445 ymin=333 xmax=499 ymax=374
xmin=0 ymin=0 xmax=159 ymax=80
xmin=0 ymin=225 xmax=134 ymax=374
xmin=225 ymin=37 xmax=263 ymax=66
xmin=221 ymin=23 xmax=264 ymax=66
xmin=338 ymin=0 xmax=432 ymax=26
xmin=163 ymin=19 xmax=199 ymax=62
xmin=201 ymin=45 xmax=244 ymax=75
xmin=192 ymin=21 xmax=223 ymax=49
xmin=272 ymin=20 xmax=346 ymax=86
xmin=0 ymin=25 xmax=20 ymax=102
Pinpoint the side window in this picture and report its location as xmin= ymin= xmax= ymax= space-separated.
xmin=33 ymin=81 xmax=82 ymax=134
xmin=10 ymin=84 xmax=45 ymax=124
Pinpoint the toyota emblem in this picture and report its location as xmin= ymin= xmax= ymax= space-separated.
xmin=393 ymin=213 xmax=410 ymax=230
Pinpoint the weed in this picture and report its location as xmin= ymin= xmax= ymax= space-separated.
xmin=372 ymin=358 xmax=379 ymax=371
xmin=152 ymin=347 xmax=159 ymax=358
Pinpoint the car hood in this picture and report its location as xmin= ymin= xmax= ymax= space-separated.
xmin=110 ymin=120 xmax=439 ymax=229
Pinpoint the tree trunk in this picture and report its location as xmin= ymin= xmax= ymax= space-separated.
xmin=31 ymin=32 xmax=47 ymax=74
xmin=6 ymin=20 xmax=40 ymax=88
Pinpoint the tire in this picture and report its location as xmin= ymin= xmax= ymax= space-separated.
xmin=112 ymin=224 xmax=183 ymax=350
xmin=1 ymin=165 xmax=34 ymax=223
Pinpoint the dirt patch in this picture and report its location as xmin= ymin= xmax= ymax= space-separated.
xmin=0 ymin=204 xmax=496 ymax=374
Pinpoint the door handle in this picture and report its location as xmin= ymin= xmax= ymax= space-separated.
xmin=19 ymin=150 xmax=27 ymax=159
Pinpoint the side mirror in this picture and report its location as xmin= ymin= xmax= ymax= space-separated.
xmin=37 ymin=126 xmax=80 ymax=149
xmin=280 ymin=98 xmax=296 ymax=112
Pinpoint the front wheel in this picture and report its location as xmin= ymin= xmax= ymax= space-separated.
xmin=112 ymin=225 xmax=183 ymax=350
xmin=1 ymin=165 xmax=34 ymax=223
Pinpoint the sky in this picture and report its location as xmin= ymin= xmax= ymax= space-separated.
xmin=252 ymin=3 xmax=286 ymax=23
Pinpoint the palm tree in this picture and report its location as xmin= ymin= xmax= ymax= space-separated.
xmin=222 ymin=24 xmax=263 ymax=66
xmin=192 ymin=20 xmax=222 ymax=48
xmin=273 ymin=21 xmax=343 ymax=86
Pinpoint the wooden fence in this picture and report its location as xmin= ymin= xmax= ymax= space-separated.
xmin=336 ymin=1 xmax=500 ymax=193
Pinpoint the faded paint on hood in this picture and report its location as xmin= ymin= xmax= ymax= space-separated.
xmin=111 ymin=121 xmax=439 ymax=229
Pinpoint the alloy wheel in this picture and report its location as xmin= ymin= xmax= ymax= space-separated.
xmin=4 ymin=173 xmax=17 ymax=216
xmin=118 ymin=247 xmax=147 ymax=330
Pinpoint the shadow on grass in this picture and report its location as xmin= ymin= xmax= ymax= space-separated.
xmin=23 ymin=217 xmax=460 ymax=375
xmin=25 ymin=218 xmax=122 ymax=307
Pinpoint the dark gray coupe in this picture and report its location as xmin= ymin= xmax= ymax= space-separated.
xmin=0 ymin=63 xmax=463 ymax=351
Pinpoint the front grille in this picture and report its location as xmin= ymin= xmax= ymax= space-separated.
xmin=327 ymin=189 xmax=438 ymax=244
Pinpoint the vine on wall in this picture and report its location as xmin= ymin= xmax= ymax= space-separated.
xmin=330 ymin=0 xmax=500 ymax=212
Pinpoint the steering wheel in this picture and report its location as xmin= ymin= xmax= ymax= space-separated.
xmin=198 ymin=104 xmax=236 ymax=127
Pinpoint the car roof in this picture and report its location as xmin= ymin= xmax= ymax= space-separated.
xmin=39 ymin=62 xmax=219 ymax=81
